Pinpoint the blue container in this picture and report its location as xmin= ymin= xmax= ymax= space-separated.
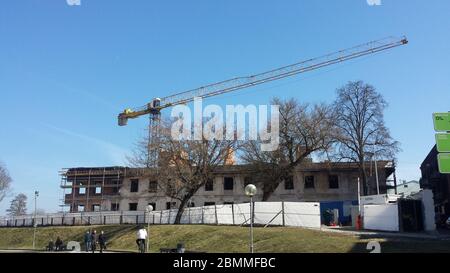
xmin=320 ymin=200 xmax=358 ymax=225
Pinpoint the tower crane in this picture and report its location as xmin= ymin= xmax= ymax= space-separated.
xmin=118 ymin=36 xmax=408 ymax=166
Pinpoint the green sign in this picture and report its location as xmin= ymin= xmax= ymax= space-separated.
xmin=436 ymin=134 xmax=450 ymax=152
xmin=433 ymin=112 xmax=450 ymax=132
xmin=438 ymin=153 xmax=450 ymax=174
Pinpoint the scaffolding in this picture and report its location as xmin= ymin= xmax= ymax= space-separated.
xmin=59 ymin=167 xmax=128 ymax=213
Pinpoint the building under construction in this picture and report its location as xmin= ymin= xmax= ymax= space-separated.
xmin=60 ymin=167 xmax=148 ymax=213
xmin=59 ymin=37 xmax=398 ymax=218
xmin=60 ymin=161 xmax=397 ymax=226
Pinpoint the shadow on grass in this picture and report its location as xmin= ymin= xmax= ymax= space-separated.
xmin=349 ymin=234 xmax=450 ymax=253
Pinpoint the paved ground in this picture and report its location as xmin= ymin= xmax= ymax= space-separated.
xmin=436 ymin=228 xmax=450 ymax=236
xmin=0 ymin=249 xmax=129 ymax=253
xmin=320 ymin=226 xmax=450 ymax=240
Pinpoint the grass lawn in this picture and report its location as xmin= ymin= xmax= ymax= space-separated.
xmin=0 ymin=225 xmax=449 ymax=253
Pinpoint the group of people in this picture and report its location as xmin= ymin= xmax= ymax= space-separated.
xmin=84 ymin=230 xmax=107 ymax=253
xmin=79 ymin=226 xmax=148 ymax=253
xmin=44 ymin=226 xmax=151 ymax=253
xmin=46 ymin=236 xmax=65 ymax=251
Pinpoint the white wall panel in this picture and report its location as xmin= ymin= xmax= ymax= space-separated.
xmin=363 ymin=204 xmax=399 ymax=231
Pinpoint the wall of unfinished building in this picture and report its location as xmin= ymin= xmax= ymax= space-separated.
xmin=61 ymin=168 xmax=125 ymax=213
xmin=114 ymin=170 xmax=370 ymax=212
xmin=62 ymin=164 xmax=391 ymax=213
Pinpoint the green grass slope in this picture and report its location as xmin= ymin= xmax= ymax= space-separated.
xmin=0 ymin=225 xmax=449 ymax=253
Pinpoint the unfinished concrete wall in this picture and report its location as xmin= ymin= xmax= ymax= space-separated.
xmin=116 ymin=170 xmax=360 ymax=212
xmin=62 ymin=162 xmax=392 ymax=212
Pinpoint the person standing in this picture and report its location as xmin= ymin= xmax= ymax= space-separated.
xmin=135 ymin=226 xmax=147 ymax=253
xmin=84 ymin=231 xmax=91 ymax=252
xmin=98 ymin=231 xmax=107 ymax=253
xmin=90 ymin=230 xmax=97 ymax=253
xmin=55 ymin=237 xmax=63 ymax=251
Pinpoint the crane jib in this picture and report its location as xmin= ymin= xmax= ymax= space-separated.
xmin=160 ymin=38 xmax=407 ymax=109
xmin=119 ymin=36 xmax=408 ymax=122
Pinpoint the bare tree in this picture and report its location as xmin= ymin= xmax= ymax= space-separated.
xmin=241 ymin=98 xmax=336 ymax=200
xmin=0 ymin=162 xmax=12 ymax=204
xmin=7 ymin=193 xmax=27 ymax=216
xmin=127 ymin=134 xmax=152 ymax=168
xmin=129 ymin=120 xmax=236 ymax=224
xmin=332 ymin=81 xmax=400 ymax=195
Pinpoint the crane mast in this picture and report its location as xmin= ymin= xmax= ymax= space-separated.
xmin=118 ymin=36 xmax=408 ymax=166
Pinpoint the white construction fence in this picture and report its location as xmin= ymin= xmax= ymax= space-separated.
xmin=0 ymin=201 xmax=321 ymax=229
xmin=362 ymin=204 xmax=400 ymax=232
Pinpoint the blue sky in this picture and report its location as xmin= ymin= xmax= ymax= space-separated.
xmin=0 ymin=0 xmax=449 ymax=214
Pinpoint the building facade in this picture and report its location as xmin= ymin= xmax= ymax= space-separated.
xmin=420 ymin=145 xmax=450 ymax=224
xmin=61 ymin=161 xmax=396 ymax=213
xmin=388 ymin=180 xmax=421 ymax=197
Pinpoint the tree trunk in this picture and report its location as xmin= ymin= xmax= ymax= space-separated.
xmin=262 ymin=190 xmax=272 ymax=201
xmin=359 ymin=166 xmax=369 ymax=196
xmin=174 ymin=195 xmax=191 ymax=224
xmin=262 ymin=178 xmax=282 ymax=201
xmin=261 ymin=168 xmax=291 ymax=201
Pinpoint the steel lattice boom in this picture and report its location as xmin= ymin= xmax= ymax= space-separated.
xmin=118 ymin=36 xmax=407 ymax=127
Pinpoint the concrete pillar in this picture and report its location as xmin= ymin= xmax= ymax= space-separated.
xmin=420 ymin=189 xmax=436 ymax=232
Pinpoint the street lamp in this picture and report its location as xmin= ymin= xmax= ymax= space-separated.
xmin=244 ymin=184 xmax=257 ymax=253
xmin=145 ymin=204 xmax=153 ymax=253
xmin=33 ymin=191 xmax=39 ymax=249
